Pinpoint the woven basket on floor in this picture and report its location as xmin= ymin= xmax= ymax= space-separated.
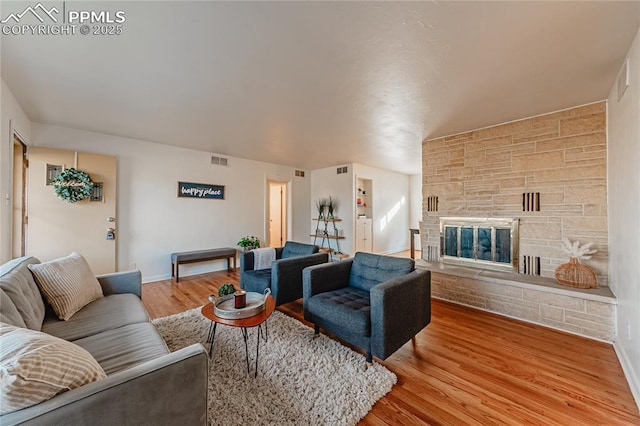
xmin=555 ymin=258 xmax=598 ymax=289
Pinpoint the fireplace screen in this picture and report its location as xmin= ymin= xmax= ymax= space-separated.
xmin=440 ymin=217 xmax=519 ymax=273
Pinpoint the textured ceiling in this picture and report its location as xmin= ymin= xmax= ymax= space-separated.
xmin=2 ymin=1 xmax=639 ymax=174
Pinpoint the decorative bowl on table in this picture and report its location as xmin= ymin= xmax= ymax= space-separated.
xmin=208 ymin=289 xmax=271 ymax=319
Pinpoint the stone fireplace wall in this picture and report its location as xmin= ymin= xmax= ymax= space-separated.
xmin=422 ymin=102 xmax=608 ymax=285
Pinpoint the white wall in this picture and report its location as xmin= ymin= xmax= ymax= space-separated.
xmin=354 ymin=164 xmax=411 ymax=255
xmin=30 ymin=123 xmax=311 ymax=282
xmin=1 ymin=79 xmax=32 ymax=263
xmin=310 ymin=164 xmax=354 ymax=255
xmin=607 ymin=26 xmax=640 ymax=410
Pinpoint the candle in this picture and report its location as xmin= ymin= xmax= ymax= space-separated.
xmin=234 ymin=290 xmax=246 ymax=309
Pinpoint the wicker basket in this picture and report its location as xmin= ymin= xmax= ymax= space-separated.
xmin=555 ymin=258 xmax=598 ymax=289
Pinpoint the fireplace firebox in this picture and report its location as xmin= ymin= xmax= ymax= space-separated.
xmin=439 ymin=217 xmax=519 ymax=273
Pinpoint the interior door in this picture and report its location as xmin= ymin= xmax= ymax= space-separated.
xmin=26 ymin=147 xmax=117 ymax=274
xmin=268 ymin=181 xmax=287 ymax=248
xmin=12 ymin=137 xmax=27 ymax=258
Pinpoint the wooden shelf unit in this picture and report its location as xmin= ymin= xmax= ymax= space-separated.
xmin=312 ymin=216 xmax=348 ymax=260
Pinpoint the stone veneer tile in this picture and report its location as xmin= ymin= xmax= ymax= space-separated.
xmin=564 ymin=312 xmax=615 ymax=334
xmin=540 ymin=305 xmax=564 ymax=321
xmin=585 ymin=300 xmax=615 ymax=317
xmin=563 ymin=216 xmax=607 ymax=231
xmin=560 ymin=113 xmax=606 ymax=136
xmin=534 ymin=164 xmax=605 ymax=182
xmin=536 ymin=133 xmax=605 ymax=152
xmin=523 ymin=289 xmax=585 ymax=311
xmin=512 ymin=151 xmax=564 ymax=172
xmin=564 ymin=185 xmax=607 ymax=204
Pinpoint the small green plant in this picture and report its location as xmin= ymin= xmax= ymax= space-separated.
xmin=327 ymin=196 xmax=338 ymax=218
xmin=218 ymin=283 xmax=236 ymax=297
xmin=316 ymin=198 xmax=328 ymax=218
xmin=237 ymin=236 xmax=260 ymax=251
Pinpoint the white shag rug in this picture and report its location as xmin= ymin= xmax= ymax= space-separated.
xmin=152 ymin=307 xmax=397 ymax=426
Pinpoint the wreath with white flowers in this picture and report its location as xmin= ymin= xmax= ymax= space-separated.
xmin=53 ymin=168 xmax=94 ymax=203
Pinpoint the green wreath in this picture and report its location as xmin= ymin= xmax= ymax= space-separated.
xmin=53 ymin=168 xmax=94 ymax=203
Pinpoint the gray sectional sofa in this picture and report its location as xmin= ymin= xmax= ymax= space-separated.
xmin=0 ymin=256 xmax=208 ymax=425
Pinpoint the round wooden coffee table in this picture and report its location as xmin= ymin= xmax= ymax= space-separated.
xmin=201 ymin=295 xmax=275 ymax=377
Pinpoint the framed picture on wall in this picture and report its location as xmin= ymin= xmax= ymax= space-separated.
xmin=177 ymin=181 xmax=225 ymax=200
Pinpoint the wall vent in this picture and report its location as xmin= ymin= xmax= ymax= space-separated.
xmin=336 ymin=166 xmax=348 ymax=174
xmin=522 ymin=192 xmax=540 ymax=212
xmin=427 ymin=195 xmax=439 ymax=212
xmin=295 ymin=170 xmax=305 ymax=177
xmin=425 ymin=245 xmax=439 ymax=262
xmin=522 ymin=255 xmax=541 ymax=275
xmin=211 ymin=156 xmax=229 ymax=166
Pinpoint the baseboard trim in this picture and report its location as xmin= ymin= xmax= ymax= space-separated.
xmin=614 ymin=341 xmax=640 ymax=413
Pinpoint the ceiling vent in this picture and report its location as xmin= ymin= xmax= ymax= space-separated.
xmin=336 ymin=166 xmax=348 ymax=174
xmin=211 ymin=156 xmax=229 ymax=166
xmin=295 ymin=170 xmax=305 ymax=177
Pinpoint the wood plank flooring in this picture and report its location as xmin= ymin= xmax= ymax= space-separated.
xmin=142 ymin=270 xmax=640 ymax=425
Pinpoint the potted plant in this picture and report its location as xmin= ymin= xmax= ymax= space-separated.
xmin=327 ymin=196 xmax=338 ymax=219
xmin=237 ymin=236 xmax=260 ymax=252
xmin=218 ymin=283 xmax=236 ymax=297
xmin=555 ymin=238 xmax=598 ymax=288
xmin=316 ymin=198 xmax=328 ymax=219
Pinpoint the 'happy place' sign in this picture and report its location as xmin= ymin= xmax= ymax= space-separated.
xmin=178 ymin=181 xmax=225 ymax=200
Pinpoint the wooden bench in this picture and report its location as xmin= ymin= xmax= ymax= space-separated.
xmin=171 ymin=248 xmax=237 ymax=282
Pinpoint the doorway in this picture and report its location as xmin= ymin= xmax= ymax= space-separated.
xmin=267 ymin=180 xmax=288 ymax=248
xmin=26 ymin=147 xmax=117 ymax=274
xmin=12 ymin=135 xmax=27 ymax=258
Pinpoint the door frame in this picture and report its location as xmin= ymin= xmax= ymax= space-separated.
xmin=11 ymin=127 xmax=28 ymax=258
xmin=265 ymin=176 xmax=292 ymax=248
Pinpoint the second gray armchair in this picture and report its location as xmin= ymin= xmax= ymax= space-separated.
xmin=240 ymin=241 xmax=329 ymax=306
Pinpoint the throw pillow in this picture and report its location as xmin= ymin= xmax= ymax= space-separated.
xmin=28 ymin=252 xmax=103 ymax=321
xmin=0 ymin=322 xmax=106 ymax=414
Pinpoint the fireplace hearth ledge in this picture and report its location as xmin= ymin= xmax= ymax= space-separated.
xmin=416 ymin=260 xmax=616 ymax=304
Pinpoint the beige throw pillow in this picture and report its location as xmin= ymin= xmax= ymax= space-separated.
xmin=28 ymin=252 xmax=103 ymax=321
xmin=0 ymin=322 xmax=107 ymax=414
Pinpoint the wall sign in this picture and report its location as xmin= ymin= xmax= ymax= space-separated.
xmin=178 ymin=181 xmax=225 ymax=200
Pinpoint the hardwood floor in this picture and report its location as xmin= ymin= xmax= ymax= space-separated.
xmin=142 ymin=270 xmax=640 ymax=425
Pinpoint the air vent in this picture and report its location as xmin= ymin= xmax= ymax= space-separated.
xmin=426 ymin=245 xmax=439 ymax=262
xmin=522 ymin=255 xmax=541 ymax=276
xmin=295 ymin=170 xmax=305 ymax=177
xmin=211 ymin=156 xmax=229 ymax=166
xmin=427 ymin=195 xmax=439 ymax=212
xmin=336 ymin=166 xmax=348 ymax=174
xmin=522 ymin=192 xmax=540 ymax=212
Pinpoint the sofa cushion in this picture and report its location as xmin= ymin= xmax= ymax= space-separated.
xmin=0 ymin=322 xmax=106 ymax=415
xmin=0 ymin=257 xmax=46 ymax=330
xmin=349 ymin=252 xmax=414 ymax=292
xmin=42 ymin=293 xmax=149 ymax=341
xmin=307 ymin=287 xmax=371 ymax=336
xmin=0 ymin=289 xmax=26 ymax=328
xmin=281 ymin=241 xmax=318 ymax=259
xmin=72 ymin=322 xmax=169 ymax=375
xmin=29 ymin=252 xmax=104 ymax=321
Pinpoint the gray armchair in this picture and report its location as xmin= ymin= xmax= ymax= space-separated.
xmin=240 ymin=241 xmax=329 ymax=306
xmin=303 ymin=252 xmax=431 ymax=363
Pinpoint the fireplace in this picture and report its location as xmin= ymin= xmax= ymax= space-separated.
xmin=439 ymin=217 xmax=519 ymax=273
